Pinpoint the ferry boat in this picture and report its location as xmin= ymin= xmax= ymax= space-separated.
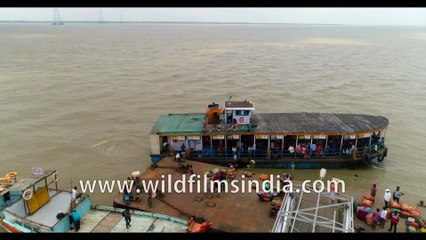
xmin=0 ymin=170 xmax=187 ymax=232
xmin=149 ymin=98 xmax=389 ymax=169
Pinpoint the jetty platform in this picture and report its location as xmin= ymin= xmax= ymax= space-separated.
xmin=113 ymin=157 xmax=425 ymax=233
xmin=113 ymin=157 xmax=277 ymax=232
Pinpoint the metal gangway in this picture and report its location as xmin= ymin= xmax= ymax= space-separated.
xmin=272 ymin=182 xmax=355 ymax=233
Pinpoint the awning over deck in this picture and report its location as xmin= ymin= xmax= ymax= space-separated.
xmin=150 ymin=112 xmax=389 ymax=135
xmin=253 ymin=113 xmax=389 ymax=135
xmin=150 ymin=113 xmax=204 ymax=135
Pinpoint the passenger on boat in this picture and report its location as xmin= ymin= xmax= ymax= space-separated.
xmin=301 ymin=145 xmax=307 ymax=158
xmin=162 ymin=142 xmax=169 ymax=152
xmin=310 ymin=143 xmax=317 ymax=157
xmin=316 ymin=144 xmax=323 ymax=157
xmin=288 ymin=145 xmax=295 ymax=154
xmin=71 ymin=186 xmax=81 ymax=201
xmin=296 ymin=144 xmax=302 ymax=154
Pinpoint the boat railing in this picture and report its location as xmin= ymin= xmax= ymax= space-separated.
xmin=4 ymin=209 xmax=52 ymax=232
xmin=178 ymin=142 xmax=386 ymax=162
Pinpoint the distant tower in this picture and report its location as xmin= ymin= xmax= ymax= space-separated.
xmin=98 ymin=8 xmax=105 ymax=24
xmin=52 ymin=8 xmax=64 ymax=25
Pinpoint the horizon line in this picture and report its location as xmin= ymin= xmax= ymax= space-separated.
xmin=0 ymin=20 xmax=425 ymax=26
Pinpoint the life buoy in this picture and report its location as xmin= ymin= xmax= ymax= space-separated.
xmin=383 ymin=147 xmax=388 ymax=157
xmin=206 ymin=125 xmax=213 ymax=133
xmin=6 ymin=172 xmax=17 ymax=178
xmin=22 ymin=189 xmax=33 ymax=201
xmin=52 ymin=172 xmax=59 ymax=182
xmin=232 ymin=124 xmax=239 ymax=132
xmin=216 ymin=125 xmax=223 ymax=132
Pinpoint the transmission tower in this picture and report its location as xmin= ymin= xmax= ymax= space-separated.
xmin=52 ymin=8 xmax=64 ymax=25
xmin=98 ymin=8 xmax=105 ymax=24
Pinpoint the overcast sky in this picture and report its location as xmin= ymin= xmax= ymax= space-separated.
xmin=0 ymin=8 xmax=425 ymax=26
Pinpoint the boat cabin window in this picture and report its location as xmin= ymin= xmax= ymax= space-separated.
xmin=342 ymin=136 xmax=355 ymax=155
xmin=202 ymin=136 xmax=211 ymax=150
xmin=296 ymin=135 xmax=311 ymax=157
xmin=327 ymin=135 xmax=341 ymax=156
xmin=357 ymin=137 xmax=370 ymax=149
xmin=241 ymin=135 xmax=254 ymax=158
xmin=284 ymin=135 xmax=297 ymax=155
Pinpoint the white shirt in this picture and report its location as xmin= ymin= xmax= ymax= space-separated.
xmin=72 ymin=189 xmax=78 ymax=201
xmin=380 ymin=209 xmax=387 ymax=219
xmin=288 ymin=146 xmax=295 ymax=153
xmin=384 ymin=191 xmax=391 ymax=201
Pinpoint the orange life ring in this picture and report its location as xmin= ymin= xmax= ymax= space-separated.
xmin=232 ymin=124 xmax=239 ymax=132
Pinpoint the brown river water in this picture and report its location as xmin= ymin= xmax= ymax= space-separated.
xmin=0 ymin=24 xmax=425 ymax=212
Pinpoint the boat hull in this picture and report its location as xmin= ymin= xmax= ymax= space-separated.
xmin=1 ymin=219 xmax=22 ymax=233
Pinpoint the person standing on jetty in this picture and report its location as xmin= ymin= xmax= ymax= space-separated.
xmin=393 ymin=186 xmax=404 ymax=203
xmin=388 ymin=209 xmax=400 ymax=233
xmin=69 ymin=210 xmax=81 ymax=232
xmin=147 ymin=189 xmax=153 ymax=208
xmin=384 ymin=189 xmax=391 ymax=208
xmin=370 ymin=184 xmax=377 ymax=200
xmin=380 ymin=207 xmax=388 ymax=229
xmin=122 ymin=209 xmax=132 ymax=229
xmin=372 ymin=208 xmax=380 ymax=230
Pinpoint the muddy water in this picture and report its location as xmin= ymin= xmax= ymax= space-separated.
xmin=0 ymin=24 xmax=425 ymax=208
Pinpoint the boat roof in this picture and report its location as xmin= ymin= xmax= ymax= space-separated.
xmin=151 ymin=112 xmax=388 ymax=135
xmin=150 ymin=113 xmax=204 ymax=135
xmin=225 ymin=100 xmax=254 ymax=109
xmin=253 ymin=113 xmax=389 ymax=134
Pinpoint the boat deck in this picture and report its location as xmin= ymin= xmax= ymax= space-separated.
xmin=74 ymin=207 xmax=188 ymax=233
xmin=6 ymin=190 xmax=71 ymax=228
